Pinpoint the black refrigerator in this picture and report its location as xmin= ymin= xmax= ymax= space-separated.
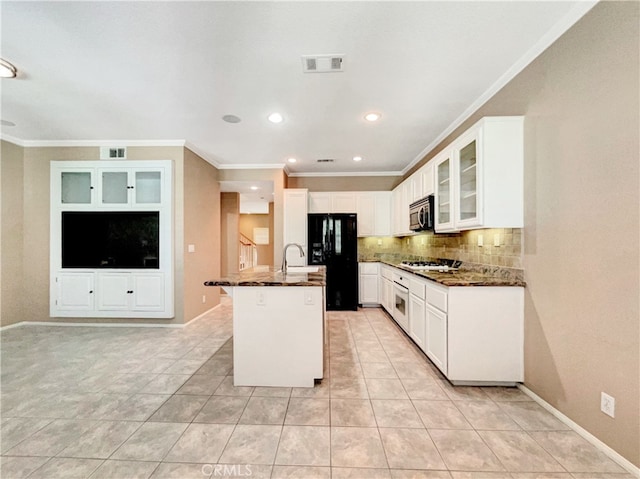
xmin=307 ymin=213 xmax=358 ymax=311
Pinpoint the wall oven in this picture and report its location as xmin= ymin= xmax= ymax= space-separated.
xmin=392 ymin=272 xmax=409 ymax=333
xmin=409 ymin=195 xmax=434 ymax=232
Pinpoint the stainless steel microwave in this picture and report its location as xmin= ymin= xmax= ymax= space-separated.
xmin=409 ymin=195 xmax=434 ymax=232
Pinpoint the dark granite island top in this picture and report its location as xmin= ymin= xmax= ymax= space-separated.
xmin=204 ymin=265 xmax=326 ymax=287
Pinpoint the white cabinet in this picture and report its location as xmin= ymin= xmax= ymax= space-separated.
xmin=359 ymin=262 xmax=379 ymax=305
xmin=55 ymin=273 xmax=95 ymax=311
xmin=410 ymin=171 xmax=423 ymax=202
xmin=425 ymin=282 xmax=448 ymax=374
xmin=435 ymin=116 xmax=524 ymax=232
xmin=50 ymin=160 xmax=173 ymax=319
xmin=421 ymin=161 xmax=435 ymax=197
xmin=379 ymin=265 xmax=394 ymax=314
xmin=356 ymin=191 xmax=391 ymax=237
xmin=308 ymin=192 xmax=331 ymax=214
xmin=392 ymin=182 xmax=412 ymax=236
xmin=331 ymin=192 xmax=356 ymax=213
xmin=57 ymin=165 xmax=165 ymax=209
xmin=283 ymin=188 xmax=308 ymax=267
xmin=408 ymin=276 xmax=427 ymax=351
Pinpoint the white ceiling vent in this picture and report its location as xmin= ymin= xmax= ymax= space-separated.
xmin=302 ymin=55 xmax=345 ymax=73
xmin=316 ymin=158 xmax=335 ymax=163
xmin=100 ymin=146 xmax=127 ymax=160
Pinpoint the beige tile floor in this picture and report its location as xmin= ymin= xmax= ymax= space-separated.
xmin=0 ymin=297 xmax=633 ymax=478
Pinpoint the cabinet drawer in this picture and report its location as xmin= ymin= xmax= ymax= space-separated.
xmin=380 ymin=266 xmax=392 ymax=280
xmin=426 ymin=282 xmax=448 ymax=312
xmin=360 ymin=262 xmax=379 ymax=275
xmin=409 ymin=277 xmax=426 ymax=300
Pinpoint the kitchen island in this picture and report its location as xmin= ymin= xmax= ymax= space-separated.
xmin=205 ymin=266 xmax=326 ymax=388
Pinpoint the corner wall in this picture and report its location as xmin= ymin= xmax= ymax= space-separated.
xmin=0 ymin=140 xmax=25 ymax=327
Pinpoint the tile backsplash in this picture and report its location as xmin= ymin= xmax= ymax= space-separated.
xmin=358 ymin=228 xmax=523 ymax=269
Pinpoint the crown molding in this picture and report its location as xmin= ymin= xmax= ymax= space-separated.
xmin=402 ymin=0 xmax=598 ymax=176
xmin=287 ymin=171 xmax=402 ymax=178
xmin=184 ymin=141 xmax=222 ymax=169
xmin=0 ymin=135 xmax=186 ymax=148
xmin=0 ymin=134 xmax=26 ymax=146
xmin=217 ymin=163 xmax=286 ymax=170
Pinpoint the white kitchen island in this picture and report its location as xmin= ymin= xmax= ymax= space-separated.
xmin=205 ymin=266 xmax=325 ymax=388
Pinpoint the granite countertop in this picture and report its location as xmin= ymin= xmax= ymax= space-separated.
xmin=373 ymin=258 xmax=526 ymax=287
xmin=204 ymin=265 xmax=326 ymax=287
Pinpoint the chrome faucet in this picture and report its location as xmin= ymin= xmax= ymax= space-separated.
xmin=281 ymin=243 xmax=305 ymax=272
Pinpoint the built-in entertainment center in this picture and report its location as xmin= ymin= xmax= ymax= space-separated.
xmin=50 ymin=160 xmax=173 ymax=318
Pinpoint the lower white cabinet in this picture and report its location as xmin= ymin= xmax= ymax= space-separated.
xmin=359 ymin=262 xmax=379 ymax=305
xmin=425 ymin=303 xmax=448 ymax=374
xmin=53 ymin=271 xmax=166 ymax=318
xmin=409 ymin=294 xmax=426 ymax=351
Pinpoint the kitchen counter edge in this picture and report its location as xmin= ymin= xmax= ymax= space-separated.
xmin=204 ymin=266 xmax=326 ymax=287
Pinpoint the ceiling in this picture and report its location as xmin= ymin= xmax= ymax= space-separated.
xmin=1 ymin=1 xmax=595 ymax=176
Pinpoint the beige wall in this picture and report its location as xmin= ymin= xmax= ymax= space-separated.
xmin=239 ymin=208 xmax=275 ymax=267
xmin=220 ymin=192 xmax=239 ymax=277
xmin=183 ymin=148 xmax=221 ymax=321
xmin=288 ymin=175 xmax=399 ymax=191
xmin=18 ymin=145 xmax=189 ymax=325
xmin=0 ymin=141 xmax=25 ymax=327
xmin=403 ymin=2 xmax=640 ymax=466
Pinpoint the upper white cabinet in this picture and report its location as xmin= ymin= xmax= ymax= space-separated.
xmin=392 ymin=181 xmax=412 ymax=236
xmin=421 ymin=161 xmax=435 ymax=197
xmin=283 ymin=188 xmax=308 ymax=266
xmin=50 ymin=160 xmax=173 ymax=319
xmin=434 ymin=116 xmax=524 ymax=232
xmin=57 ymin=165 xmax=166 ymax=209
xmin=309 ymin=191 xmax=391 ymax=237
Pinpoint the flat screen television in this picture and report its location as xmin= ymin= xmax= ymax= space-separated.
xmin=62 ymin=211 xmax=160 ymax=269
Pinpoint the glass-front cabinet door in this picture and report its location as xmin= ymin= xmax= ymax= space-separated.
xmin=100 ymin=171 xmax=129 ymax=204
xmin=434 ymin=152 xmax=455 ymax=232
xmin=60 ymin=170 xmax=94 ymax=205
xmin=135 ymin=170 xmax=162 ymax=204
xmin=97 ymin=168 xmax=163 ymax=207
xmin=455 ymin=132 xmax=481 ymax=228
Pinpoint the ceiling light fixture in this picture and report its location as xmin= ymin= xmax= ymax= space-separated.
xmin=250 ymin=186 xmax=259 ymax=190
xmin=364 ymin=112 xmax=381 ymax=122
xmin=353 ymin=156 xmax=363 ymax=162
xmin=287 ymin=158 xmax=297 ymax=163
xmin=222 ymin=114 xmax=241 ymax=123
xmin=268 ymin=112 xmax=284 ymax=124
xmin=0 ymin=59 xmax=17 ymax=78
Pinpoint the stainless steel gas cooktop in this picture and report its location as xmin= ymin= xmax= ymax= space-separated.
xmin=400 ymin=261 xmax=460 ymax=272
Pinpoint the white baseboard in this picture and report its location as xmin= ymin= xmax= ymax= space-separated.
xmin=0 ymin=302 xmax=223 ymax=332
xmin=518 ymin=384 xmax=640 ymax=476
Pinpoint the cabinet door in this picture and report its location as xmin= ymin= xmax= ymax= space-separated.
xmin=421 ymin=162 xmax=435 ymax=197
xmin=355 ymin=192 xmax=375 ymax=236
xmin=374 ymin=192 xmax=391 ymax=236
xmin=401 ymin=182 xmax=412 ymax=235
xmin=434 ymin=152 xmax=456 ymax=232
xmin=331 ymin=192 xmax=356 ymax=213
xmin=60 ymin=169 xmax=95 ymax=205
xmin=392 ymin=185 xmax=402 ymax=235
xmin=410 ymin=173 xmax=423 ymax=202
xmin=455 ymin=131 xmax=481 ymax=228
xmin=134 ymin=169 xmax=163 ymax=205
xmin=283 ymin=189 xmax=308 ymax=266
xmin=409 ymin=294 xmax=426 ymax=352
xmin=385 ymin=279 xmax=394 ymax=313
xmin=98 ymin=273 xmax=131 ymax=310
xmin=99 ymin=170 xmax=130 ymax=205
xmin=308 ymin=192 xmax=331 ymax=213
xmin=132 ymin=273 xmax=164 ymax=311
xmin=426 ymin=304 xmax=448 ymax=375
xmin=57 ymin=273 xmax=95 ymax=310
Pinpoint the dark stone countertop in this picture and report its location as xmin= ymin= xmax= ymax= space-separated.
xmin=205 ymin=265 xmax=326 ymax=287
xmin=365 ymin=258 xmax=526 ymax=287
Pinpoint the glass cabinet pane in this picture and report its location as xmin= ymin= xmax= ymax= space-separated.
xmin=458 ymin=140 xmax=477 ymax=221
xmin=102 ymin=172 xmax=129 ymax=204
xmin=61 ymin=172 xmax=92 ymax=204
xmin=437 ymin=158 xmax=450 ymax=224
xmin=135 ymin=171 xmax=161 ymax=204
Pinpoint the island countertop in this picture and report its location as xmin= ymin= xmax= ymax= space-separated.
xmin=204 ymin=265 xmax=326 ymax=287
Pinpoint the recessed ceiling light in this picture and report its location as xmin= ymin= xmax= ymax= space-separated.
xmin=250 ymin=186 xmax=259 ymax=190
xmin=0 ymin=59 xmax=17 ymax=78
xmin=222 ymin=114 xmax=241 ymax=123
xmin=353 ymin=156 xmax=363 ymax=162
xmin=287 ymin=158 xmax=297 ymax=163
xmin=268 ymin=112 xmax=284 ymax=124
xmin=364 ymin=112 xmax=381 ymax=122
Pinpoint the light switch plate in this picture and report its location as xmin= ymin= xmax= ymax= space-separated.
xmin=478 ymin=234 xmax=484 ymax=247
xmin=188 ymin=244 xmax=195 ymax=253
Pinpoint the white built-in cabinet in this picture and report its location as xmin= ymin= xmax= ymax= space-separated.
xmin=358 ymin=262 xmax=379 ymax=305
xmin=308 ymin=191 xmax=391 ymax=237
xmin=379 ymin=265 xmax=394 ymax=313
xmin=392 ymin=181 xmax=412 ymax=236
xmin=408 ymin=276 xmax=427 ymax=352
xmin=434 ymin=116 xmax=524 ymax=232
xmin=283 ymin=189 xmax=309 ymax=267
xmin=50 ymin=160 xmax=173 ymax=319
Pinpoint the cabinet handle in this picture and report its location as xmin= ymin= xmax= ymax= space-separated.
xmin=127 ymin=290 xmax=133 ymax=294
xmin=127 ymin=186 xmax=134 ymax=189
xmin=90 ymin=186 xmax=94 ymax=190
xmin=89 ymin=290 xmax=93 ymax=294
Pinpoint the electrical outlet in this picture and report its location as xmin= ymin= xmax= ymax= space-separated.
xmin=478 ymin=234 xmax=484 ymax=247
xmin=256 ymin=291 xmax=265 ymax=306
xmin=304 ymin=291 xmax=314 ymax=305
xmin=202 ymin=295 xmax=206 ymax=304
xmin=421 ymin=237 xmax=425 ymax=246
xmin=377 ymin=239 xmax=382 ymax=246
xmin=600 ymin=392 xmax=615 ymax=418
xmin=494 ymin=233 xmax=501 ymax=247
xmin=406 ymin=238 xmax=410 ymax=245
